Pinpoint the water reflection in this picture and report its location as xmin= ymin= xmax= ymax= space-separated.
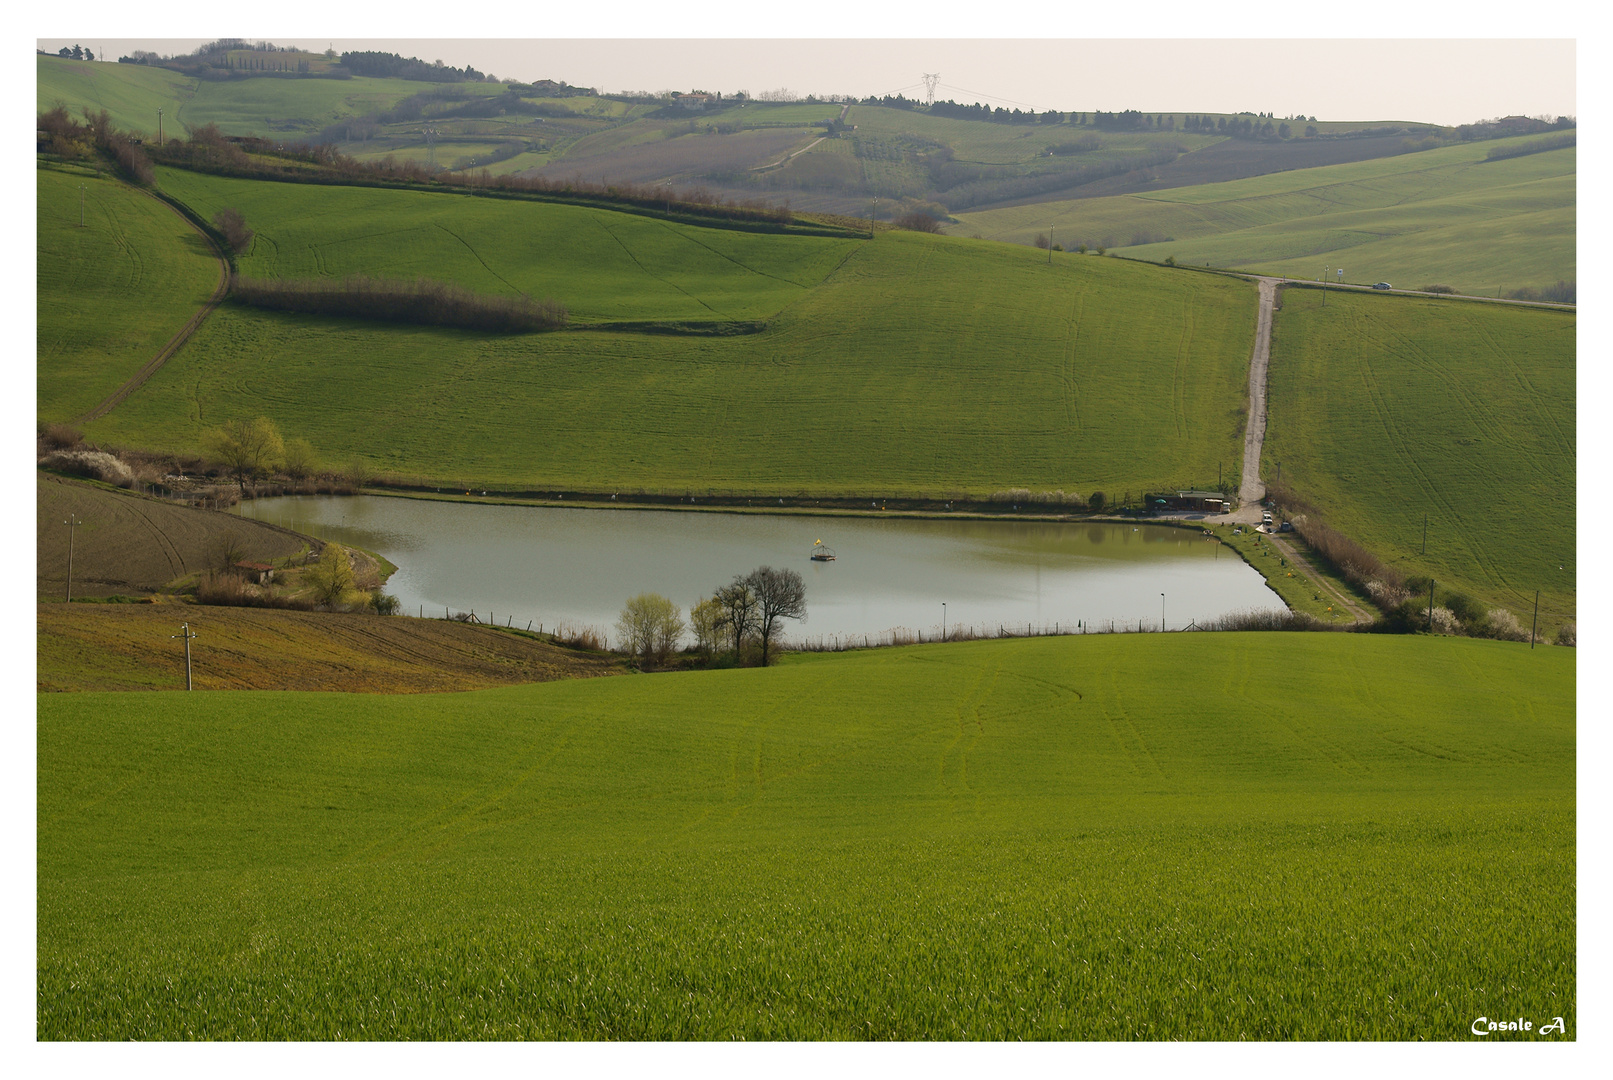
xmin=237 ymin=496 xmax=1281 ymax=638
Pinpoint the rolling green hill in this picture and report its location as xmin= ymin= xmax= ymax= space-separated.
xmin=78 ymin=196 xmax=1254 ymax=497
xmin=151 ymin=167 xmax=861 ymax=324
xmin=38 ymin=54 xmax=483 ymax=142
xmin=1264 ymin=287 xmax=1575 ymax=623
xmin=38 ymin=632 xmax=1574 ymax=1039
xmin=953 ymin=138 xmax=1576 ymax=296
xmin=36 ymin=164 xmax=222 ymax=422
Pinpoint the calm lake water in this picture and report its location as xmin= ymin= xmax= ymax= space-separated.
xmin=236 ymin=496 xmax=1281 ymax=641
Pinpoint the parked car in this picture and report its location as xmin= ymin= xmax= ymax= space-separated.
xmin=1372 ymin=282 xmax=1392 ymax=290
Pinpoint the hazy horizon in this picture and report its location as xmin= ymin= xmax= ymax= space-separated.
xmin=36 ymin=37 xmax=1575 ymax=127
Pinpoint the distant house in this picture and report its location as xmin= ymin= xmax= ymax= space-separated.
xmin=235 ymin=561 xmax=276 ymax=585
xmin=675 ymin=93 xmax=714 ymax=111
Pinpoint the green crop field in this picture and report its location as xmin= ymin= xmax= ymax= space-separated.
xmin=37 ymin=55 xmax=494 ymax=142
xmin=954 ymin=138 xmax=1576 ymax=296
xmin=151 ymin=166 xmax=860 ymax=323
xmin=37 ymin=164 xmax=222 ymax=422
xmin=38 ymin=632 xmax=1574 ymax=1039
xmin=1264 ymin=288 xmax=1575 ymax=625
xmin=37 ymin=55 xmax=196 ymax=136
xmin=81 ymin=194 xmax=1254 ymax=497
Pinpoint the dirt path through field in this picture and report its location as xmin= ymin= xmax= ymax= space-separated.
xmin=75 ymin=189 xmax=230 ymax=424
xmin=1265 ymin=532 xmax=1375 ymax=624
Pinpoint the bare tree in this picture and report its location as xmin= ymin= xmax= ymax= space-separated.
xmin=744 ymin=566 xmax=806 ymax=666
xmin=714 ymin=578 xmax=760 ymax=663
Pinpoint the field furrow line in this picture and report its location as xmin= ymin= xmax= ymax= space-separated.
xmin=1352 ymin=321 xmax=1500 ymax=588
xmin=430 ymin=222 xmax=521 ymax=294
xmin=652 ymin=220 xmax=810 ymax=289
xmin=74 ymin=185 xmax=230 ymax=425
xmin=591 ymin=215 xmax=724 ymax=317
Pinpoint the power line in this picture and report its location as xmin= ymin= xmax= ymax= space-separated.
xmin=935 ymin=82 xmax=1040 ymax=111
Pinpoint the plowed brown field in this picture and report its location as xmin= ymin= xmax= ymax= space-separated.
xmin=38 ymin=475 xmax=307 ymax=597
xmin=37 ymin=602 xmax=625 ymax=692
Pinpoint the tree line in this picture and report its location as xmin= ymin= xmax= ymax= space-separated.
xmin=617 ymin=567 xmax=807 ymax=669
xmin=228 ymin=274 xmax=568 ymax=334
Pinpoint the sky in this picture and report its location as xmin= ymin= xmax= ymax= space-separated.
xmin=33 ymin=1 xmax=1581 ymax=128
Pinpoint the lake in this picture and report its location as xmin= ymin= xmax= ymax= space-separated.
xmin=235 ymin=496 xmax=1281 ymax=643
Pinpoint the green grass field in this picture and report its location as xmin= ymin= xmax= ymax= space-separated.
xmin=954 ymin=139 xmax=1575 ymax=296
xmin=151 ymin=167 xmax=860 ymax=323
xmin=37 ymin=55 xmax=195 ymax=136
xmin=37 ymin=55 xmax=500 ymax=142
xmin=36 ymin=164 xmax=222 ymax=422
xmin=37 ymin=632 xmax=1574 ymax=1039
xmin=1264 ymin=288 xmax=1575 ymax=625
xmin=81 ymin=217 xmax=1253 ymax=497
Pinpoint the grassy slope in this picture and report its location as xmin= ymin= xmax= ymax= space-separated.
xmin=152 ymin=167 xmax=860 ymax=323
xmin=1265 ymin=288 xmax=1575 ymax=622
xmin=86 ymin=228 xmax=1253 ymax=497
xmin=37 ymin=55 xmax=493 ymax=141
xmin=954 ymin=139 xmax=1576 ymax=295
xmin=38 ymin=633 xmax=1574 ymax=1039
xmin=176 ymin=76 xmax=503 ymax=137
xmin=37 ymin=55 xmax=194 ymax=136
xmin=36 ymin=166 xmax=222 ymax=422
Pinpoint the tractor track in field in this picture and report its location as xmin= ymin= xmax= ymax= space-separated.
xmin=75 ymin=186 xmax=231 ymax=425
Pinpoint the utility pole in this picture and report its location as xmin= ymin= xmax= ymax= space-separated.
xmin=942 ymin=602 xmax=947 ymax=641
xmin=78 ymin=183 xmax=86 ymax=227
xmin=922 ymin=73 xmax=940 ymax=108
xmin=1322 ymin=266 xmax=1327 ymax=306
xmin=171 ymin=622 xmax=197 ymax=690
xmin=1422 ymin=513 xmax=1427 ymax=556
xmin=63 ymin=515 xmax=81 ymax=601
xmin=1427 ymin=579 xmax=1435 ymax=632
xmin=157 ymin=108 xmax=163 ymax=147
xmin=1530 ymin=590 xmax=1540 ymax=649
xmin=1161 ymin=592 xmax=1166 ymax=632
xmin=1048 ymin=223 xmax=1054 ymax=265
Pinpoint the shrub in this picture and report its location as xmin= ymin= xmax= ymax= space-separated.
xmin=230 ymin=274 xmax=567 ymax=333
xmin=894 ymin=211 xmax=943 ymax=234
xmin=212 ymin=207 xmax=254 ymax=253
xmin=369 ymin=590 xmax=401 ymax=615
xmin=40 ymin=449 xmax=134 ymax=487
xmin=1483 ymin=608 xmax=1530 ymax=643
xmin=1420 ymin=284 xmax=1457 ymax=294
xmin=1556 ymin=623 xmax=1576 ymax=647
xmin=1206 ymin=609 xmax=1338 ymax=632
xmin=1088 ymin=491 xmax=1106 ymax=511
xmin=616 ymin=593 xmax=685 ymax=667
xmin=40 ymin=424 xmax=83 ymax=450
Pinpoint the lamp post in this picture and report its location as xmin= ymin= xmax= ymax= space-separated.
xmin=1161 ymin=592 xmax=1166 ymax=632
xmin=942 ymin=602 xmax=947 ymax=642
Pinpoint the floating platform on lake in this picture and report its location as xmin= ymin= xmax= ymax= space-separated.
xmin=810 ymin=540 xmax=837 ymax=562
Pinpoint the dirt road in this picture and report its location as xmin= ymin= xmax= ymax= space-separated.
xmin=1265 ymin=531 xmax=1374 ymax=624
xmin=1205 ymin=276 xmax=1279 ymax=526
xmin=75 ymin=188 xmax=230 ymax=424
